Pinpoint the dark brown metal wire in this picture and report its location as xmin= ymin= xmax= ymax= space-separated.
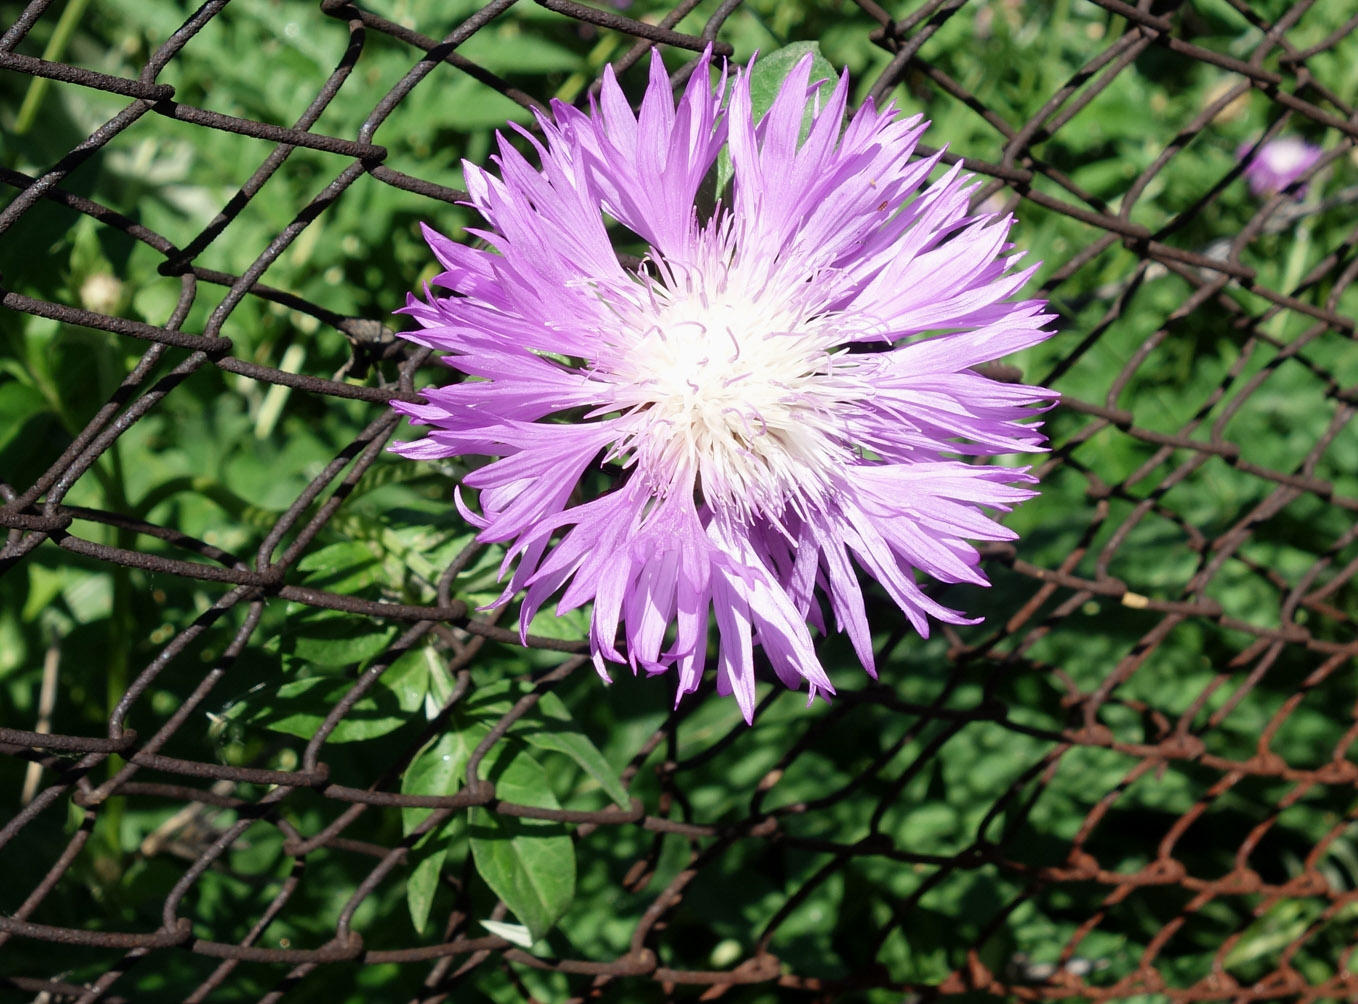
xmin=2 ymin=0 xmax=1357 ymax=1000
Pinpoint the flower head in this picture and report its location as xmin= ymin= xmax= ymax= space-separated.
xmin=1238 ymin=135 xmax=1322 ymax=198
xmin=393 ymin=49 xmax=1055 ymax=722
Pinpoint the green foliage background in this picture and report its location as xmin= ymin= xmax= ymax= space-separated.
xmin=2 ymin=0 xmax=1357 ymax=1001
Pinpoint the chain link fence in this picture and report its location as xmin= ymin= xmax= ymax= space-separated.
xmin=2 ymin=0 xmax=1357 ymax=1000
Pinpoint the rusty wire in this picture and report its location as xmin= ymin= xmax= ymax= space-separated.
xmin=2 ymin=0 xmax=1357 ymax=1001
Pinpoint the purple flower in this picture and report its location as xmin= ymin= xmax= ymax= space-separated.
xmin=1238 ymin=136 xmax=1322 ymax=198
xmin=392 ymin=49 xmax=1055 ymax=722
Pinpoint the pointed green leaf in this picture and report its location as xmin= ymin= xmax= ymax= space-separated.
xmin=480 ymin=918 xmax=535 ymax=949
xmin=744 ymin=41 xmax=839 ymax=123
xmin=282 ymin=606 xmax=399 ymax=667
xmin=401 ymin=720 xmax=488 ymax=933
xmin=520 ymin=691 xmax=630 ymax=809
xmin=295 ymin=540 xmax=383 ymax=594
xmin=455 ymin=680 xmax=629 ymax=809
xmin=384 ymin=645 xmax=434 ymax=715
xmin=401 ymin=723 xmax=488 ymax=835
xmin=713 ymin=41 xmax=840 ymax=196
xmin=469 ymin=745 xmax=575 ymax=942
xmin=0 ymin=380 xmax=47 ymax=454
xmin=524 ymin=603 xmax=590 ymax=642
xmin=406 ymin=831 xmax=450 ymax=935
xmin=246 ymin=675 xmax=406 ymax=743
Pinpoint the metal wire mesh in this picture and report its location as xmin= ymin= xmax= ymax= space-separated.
xmin=2 ymin=0 xmax=1357 ymax=1000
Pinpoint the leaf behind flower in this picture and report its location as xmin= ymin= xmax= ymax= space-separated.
xmin=705 ymin=42 xmax=841 ymax=213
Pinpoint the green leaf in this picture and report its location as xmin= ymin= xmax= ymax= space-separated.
xmin=457 ymin=678 xmax=518 ymax=720
xmin=520 ymin=692 xmax=630 ymax=810
xmin=60 ymin=568 xmax=113 ymax=624
xmin=712 ymin=41 xmax=840 ymax=197
xmin=246 ymin=675 xmax=407 ymax=743
xmin=745 ymin=41 xmax=839 ymax=121
xmin=524 ymin=603 xmax=590 ymax=643
xmin=456 ymin=679 xmax=630 ymax=809
xmin=469 ymin=744 xmax=576 ymax=942
xmin=22 ymin=564 xmax=67 ymax=624
xmin=0 ymin=605 xmax=24 ymax=678
xmin=0 ymin=380 xmax=47 ymax=454
xmin=401 ymin=722 xmax=489 ymax=933
xmin=384 ymin=645 xmax=435 ymax=716
xmin=401 ymin=723 xmax=488 ymax=835
xmin=457 ymin=28 xmax=583 ymax=75
xmin=281 ymin=606 xmax=399 ymax=667
xmin=406 ymin=830 xmax=450 ymax=936
xmin=480 ymin=918 xmax=535 ymax=949
xmin=1225 ymin=898 xmax=1324 ymax=970
xmin=296 ymin=540 xmax=383 ymax=594
xmin=405 ymin=822 xmax=458 ymax=936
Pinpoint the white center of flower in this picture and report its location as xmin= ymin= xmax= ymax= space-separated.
xmin=1265 ymin=138 xmax=1308 ymax=173
xmin=604 ymin=266 xmax=860 ymax=518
